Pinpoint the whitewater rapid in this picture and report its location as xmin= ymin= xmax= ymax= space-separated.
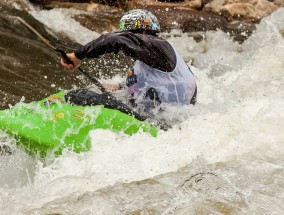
xmin=0 ymin=3 xmax=284 ymax=214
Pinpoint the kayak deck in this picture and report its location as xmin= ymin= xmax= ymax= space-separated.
xmin=0 ymin=92 xmax=158 ymax=158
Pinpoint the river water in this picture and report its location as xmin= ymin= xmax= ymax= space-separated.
xmin=0 ymin=1 xmax=284 ymax=215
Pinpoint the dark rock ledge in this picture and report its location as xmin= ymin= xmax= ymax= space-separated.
xmin=23 ymin=0 xmax=284 ymax=42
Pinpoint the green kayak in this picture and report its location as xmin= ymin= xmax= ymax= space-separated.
xmin=0 ymin=91 xmax=158 ymax=158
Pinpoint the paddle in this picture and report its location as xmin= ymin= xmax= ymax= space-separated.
xmin=14 ymin=16 xmax=171 ymax=128
xmin=15 ymin=16 xmax=107 ymax=93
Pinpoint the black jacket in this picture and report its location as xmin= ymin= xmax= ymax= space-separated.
xmin=74 ymin=31 xmax=177 ymax=73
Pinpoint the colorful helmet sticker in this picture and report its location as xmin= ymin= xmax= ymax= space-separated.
xmin=119 ymin=9 xmax=160 ymax=33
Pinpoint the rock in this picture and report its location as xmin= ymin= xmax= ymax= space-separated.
xmin=204 ymin=0 xmax=278 ymax=22
xmin=29 ymin=0 xmax=91 ymax=7
xmin=128 ymin=0 xmax=204 ymax=10
xmin=1 ymin=0 xmax=31 ymax=10
xmin=23 ymin=158 xmax=247 ymax=214
xmin=127 ymin=1 xmax=218 ymax=31
xmin=26 ymin=0 xmax=283 ymax=43
xmin=0 ymin=5 xmax=89 ymax=108
xmin=128 ymin=1 xmax=256 ymax=42
xmin=146 ymin=6 xmax=228 ymax=32
xmin=29 ymin=0 xmax=128 ymax=9
xmin=0 ymin=144 xmax=12 ymax=156
xmin=274 ymin=0 xmax=284 ymax=7
xmin=44 ymin=2 xmax=124 ymax=33
xmin=74 ymin=3 xmax=124 ymax=33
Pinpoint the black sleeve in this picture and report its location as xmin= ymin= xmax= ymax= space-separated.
xmin=74 ymin=31 xmax=177 ymax=73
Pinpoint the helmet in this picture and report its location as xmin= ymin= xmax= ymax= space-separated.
xmin=119 ymin=9 xmax=160 ymax=33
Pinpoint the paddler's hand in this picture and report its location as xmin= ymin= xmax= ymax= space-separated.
xmin=60 ymin=53 xmax=81 ymax=71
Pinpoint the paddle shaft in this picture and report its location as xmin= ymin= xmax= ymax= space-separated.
xmin=16 ymin=16 xmax=107 ymax=93
xmin=15 ymin=16 xmax=163 ymax=124
xmin=55 ymin=48 xmax=107 ymax=93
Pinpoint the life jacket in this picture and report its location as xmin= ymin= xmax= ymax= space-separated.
xmin=126 ymin=47 xmax=196 ymax=107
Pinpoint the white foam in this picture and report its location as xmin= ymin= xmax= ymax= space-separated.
xmin=1 ymin=5 xmax=284 ymax=215
xmin=29 ymin=6 xmax=100 ymax=45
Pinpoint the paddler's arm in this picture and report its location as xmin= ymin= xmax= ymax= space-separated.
xmin=74 ymin=31 xmax=177 ymax=72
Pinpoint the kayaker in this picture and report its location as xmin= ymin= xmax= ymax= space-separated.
xmin=60 ymin=9 xmax=197 ymax=114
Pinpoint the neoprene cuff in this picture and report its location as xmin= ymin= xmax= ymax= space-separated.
xmin=74 ymin=50 xmax=85 ymax=60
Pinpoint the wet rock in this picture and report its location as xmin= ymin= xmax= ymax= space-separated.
xmin=29 ymin=0 xmax=91 ymax=8
xmin=204 ymin=0 xmax=278 ymax=22
xmin=74 ymin=4 xmax=124 ymax=33
xmin=29 ymin=0 xmax=127 ymax=9
xmin=0 ymin=5 xmax=88 ymax=108
xmin=132 ymin=0 xmax=204 ymax=10
xmin=144 ymin=6 xmax=228 ymax=32
xmin=134 ymin=4 xmax=255 ymax=42
xmin=226 ymin=20 xmax=256 ymax=42
xmin=274 ymin=0 xmax=284 ymax=7
xmin=1 ymin=0 xmax=31 ymax=10
xmin=25 ymin=158 xmax=246 ymax=214
xmin=99 ymin=0 xmax=129 ymax=9
xmin=25 ymin=0 xmax=283 ymax=42
xmin=39 ymin=1 xmax=251 ymax=42
xmin=0 ymin=144 xmax=12 ymax=156
xmin=42 ymin=2 xmax=124 ymax=33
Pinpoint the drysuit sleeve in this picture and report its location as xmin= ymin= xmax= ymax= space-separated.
xmin=74 ymin=31 xmax=176 ymax=73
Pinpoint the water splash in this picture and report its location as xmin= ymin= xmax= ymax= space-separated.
xmin=1 ymin=5 xmax=284 ymax=215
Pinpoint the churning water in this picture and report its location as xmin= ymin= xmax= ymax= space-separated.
xmin=0 ymin=2 xmax=284 ymax=215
